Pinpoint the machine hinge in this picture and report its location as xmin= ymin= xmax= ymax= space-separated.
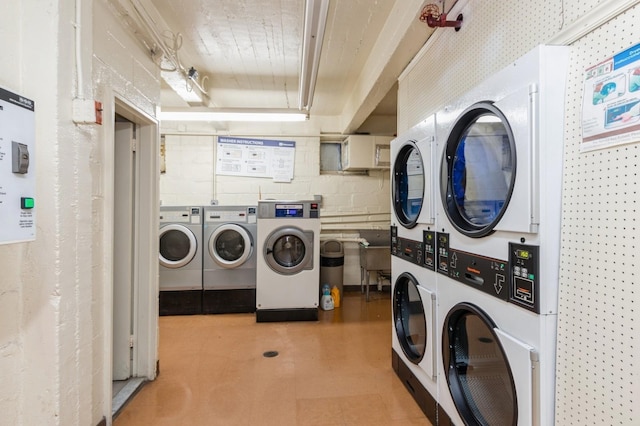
xmin=129 ymin=335 xmax=135 ymax=348
xmin=130 ymin=138 xmax=137 ymax=152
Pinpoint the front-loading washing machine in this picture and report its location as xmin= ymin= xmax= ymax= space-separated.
xmin=159 ymin=205 xmax=203 ymax=315
xmin=256 ymin=200 xmax=320 ymax=322
xmin=391 ymin=114 xmax=438 ymax=270
xmin=434 ymin=45 xmax=569 ymax=425
xmin=202 ymin=205 xmax=257 ymax=314
xmin=391 ymin=255 xmax=438 ymax=425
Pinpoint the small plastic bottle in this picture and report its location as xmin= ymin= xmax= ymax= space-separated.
xmin=320 ymin=284 xmax=334 ymax=310
xmin=330 ymin=285 xmax=340 ymax=308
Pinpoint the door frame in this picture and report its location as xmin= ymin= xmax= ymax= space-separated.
xmin=103 ymin=93 xmax=159 ymax=419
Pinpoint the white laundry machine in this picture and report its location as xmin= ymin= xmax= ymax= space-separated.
xmin=202 ymin=205 xmax=257 ymax=314
xmin=434 ymin=45 xmax=569 ymax=425
xmin=159 ymin=205 xmax=203 ymax=315
xmin=391 ymin=114 xmax=438 ymax=270
xmin=255 ymin=200 xmax=320 ymax=322
xmin=391 ymin=256 xmax=438 ymax=425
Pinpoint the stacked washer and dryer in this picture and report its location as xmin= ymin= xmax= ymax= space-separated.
xmin=390 ymin=115 xmax=439 ymax=424
xmin=392 ymin=45 xmax=569 ymax=426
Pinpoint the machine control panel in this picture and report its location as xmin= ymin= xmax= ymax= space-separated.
xmin=422 ymin=230 xmax=436 ymax=271
xmin=391 ymin=233 xmax=424 ymax=267
xmin=258 ymin=200 xmax=319 ymax=219
xmin=509 ymin=243 xmax=540 ymax=313
xmin=436 ymin=232 xmax=509 ymax=302
xmin=435 ymin=232 xmax=450 ymax=275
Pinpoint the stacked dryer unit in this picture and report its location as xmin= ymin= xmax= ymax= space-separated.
xmin=158 ymin=206 xmax=204 ymax=315
xmin=202 ymin=205 xmax=258 ymax=314
xmin=390 ymin=115 xmax=440 ymax=425
xmin=434 ymin=45 xmax=569 ymax=426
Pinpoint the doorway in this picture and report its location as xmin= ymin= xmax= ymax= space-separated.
xmin=110 ymin=101 xmax=159 ymax=418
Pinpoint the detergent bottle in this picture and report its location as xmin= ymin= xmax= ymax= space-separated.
xmin=330 ymin=285 xmax=340 ymax=308
xmin=320 ymin=284 xmax=334 ymax=311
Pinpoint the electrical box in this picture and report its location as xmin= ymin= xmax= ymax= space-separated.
xmin=341 ymin=135 xmax=392 ymax=170
xmin=0 ymin=87 xmax=36 ymax=244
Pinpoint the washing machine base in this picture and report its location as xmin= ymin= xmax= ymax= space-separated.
xmin=255 ymin=308 xmax=318 ymax=322
xmin=203 ymin=289 xmax=256 ymax=314
xmin=391 ymin=349 xmax=440 ymax=425
xmin=159 ymin=290 xmax=202 ymax=316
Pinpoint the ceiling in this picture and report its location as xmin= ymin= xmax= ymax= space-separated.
xmin=136 ymin=0 xmax=437 ymax=133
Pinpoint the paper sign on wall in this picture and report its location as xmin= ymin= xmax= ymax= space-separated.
xmin=581 ymin=42 xmax=640 ymax=152
xmin=216 ymin=136 xmax=295 ymax=182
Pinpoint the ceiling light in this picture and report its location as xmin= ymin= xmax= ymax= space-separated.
xmin=298 ymin=0 xmax=330 ymax=111
xmin=159 ymin=108 xmax=309 ymax=122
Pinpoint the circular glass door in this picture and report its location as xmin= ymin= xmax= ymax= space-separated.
xmin=393 ymin=272 xmax=426 ymax=364
xmin=441 ymin=102 xmax=516 ymax=238
xmin=443 ymin=303 xmax=517 ymax=426
xmin=264 ymin=227 xmax=313 ymax=274
xmin=209 ymin=224 xmax=252 ymax=268
xmin=159 ymin=224 xmax=197 ymax=268
xmin=393 ymin=142 xmax=424 ymax=228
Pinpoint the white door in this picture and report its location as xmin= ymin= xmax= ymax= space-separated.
xmin=113 ymin=119 xmax=138 ymax=380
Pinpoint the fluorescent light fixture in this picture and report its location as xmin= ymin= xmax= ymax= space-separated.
xmin=159 ymin=108 xmax=309 ymax=122
xmin=298 ymin=0 xmax=329 ymax=110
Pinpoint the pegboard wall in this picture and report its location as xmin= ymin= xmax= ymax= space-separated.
xmin=556 ymin=5 xmax=639 ymax=425
xmin=398 ymin=1 xmax=639 ymax=425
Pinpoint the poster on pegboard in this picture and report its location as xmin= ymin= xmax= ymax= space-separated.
xmin=581 ymin=41 xmax=640 ymax=152
xmin=216 ymin=136 xmax=295 ymax=182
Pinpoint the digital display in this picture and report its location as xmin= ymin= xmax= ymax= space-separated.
xmin=275 ymin=204 xmax=304 ymax=217
xmin=516 ymin=249 xmax=530 ymax=259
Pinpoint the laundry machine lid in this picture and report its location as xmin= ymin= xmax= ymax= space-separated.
xmin=264 ymin=227 xmax=313 ymax=274
xmin=443 ymin=302 xmax=517 ymax=426
xmin=393 ymin=272 xmax=427 ymax=364
xmin=159 ymin=224 xmax=198 ymax=268
xmin=393 ymin=142 xmax=424 ymax=228
xmin=441 ymin=102 xmax=517 ymax=238
xmin=209 ymin=223 xmax=253 ymax=268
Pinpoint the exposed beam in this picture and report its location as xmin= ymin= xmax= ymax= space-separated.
xmin=339 ymin=0 xmax=431 ymax=134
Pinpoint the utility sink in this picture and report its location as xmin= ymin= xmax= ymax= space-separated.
xmin=358 ymin=230 xmax=391 ymax=301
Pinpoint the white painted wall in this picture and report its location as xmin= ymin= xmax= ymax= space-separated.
xmin=0 ymin=0 xmax=160 ymax=424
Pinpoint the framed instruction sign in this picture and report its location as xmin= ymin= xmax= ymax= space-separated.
xmin=581 ymin=41 xmax=640 ymax=152
xmin=216 ymin=136 xmax=295 ymax=182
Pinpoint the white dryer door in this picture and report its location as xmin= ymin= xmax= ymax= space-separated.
xmin=263 ymin=226 xmax=313 ymax=275
xmin=159 ymin=224 xmax=197 ymax=268
xmin=208 ymin=223 xmax=253 ymax=269
xmin=443 ymin=303 xmax=536 ymax=426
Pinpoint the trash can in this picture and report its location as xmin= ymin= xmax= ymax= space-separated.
xmin=320 ymin=240 xmax=344 ymax=299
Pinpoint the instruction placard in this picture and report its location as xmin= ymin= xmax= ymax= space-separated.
xmin=0 ymin=86 xmax=36 ymax=244
xmin=216 ymin=136 xmax=295 ymax=182
xmin=581 ymin=42 xmax=640 ymax=152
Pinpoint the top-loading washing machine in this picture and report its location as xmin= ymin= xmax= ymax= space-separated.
xmin=434 ymin=45 xmax=569 ymax=425
xmin=202 ymin=205 xmax=257 ymax=314
xmin=159 ymin=205 xmax=203 ymax=315
xmin=255 ymin=200 xmax=321 ymax=322
xmin=391 ymin=114 xmax=438 ymax=270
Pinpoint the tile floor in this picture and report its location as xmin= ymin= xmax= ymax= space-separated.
xmin=114 ymin=290 xmax=432 ymax=426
